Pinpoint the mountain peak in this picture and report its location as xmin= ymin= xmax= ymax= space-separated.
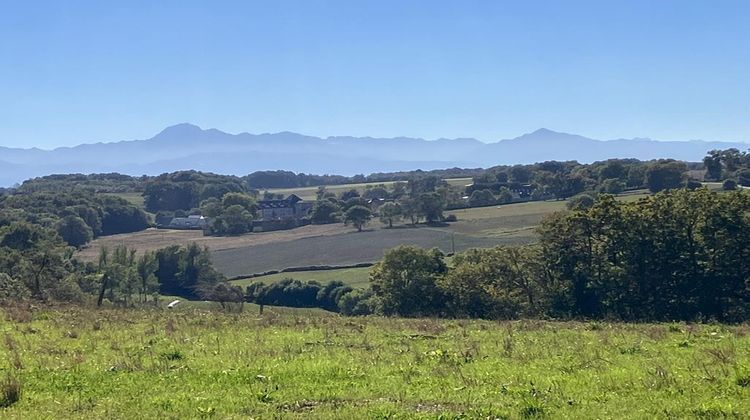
xmin=151 ymin=123 xmax=210 ymax=144
xmin=509 ymin=128 xmax=591 ymax=143
xmin=156 ymin=122 xmax=203 ymax=136
xmin=529 ymin=128 xmax=558 ymax=136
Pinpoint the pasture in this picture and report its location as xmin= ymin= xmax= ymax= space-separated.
xmin=110 ymin=192 xmax=146 ymax=208
xmin=1 ymin=306 xmax=748 ymax=419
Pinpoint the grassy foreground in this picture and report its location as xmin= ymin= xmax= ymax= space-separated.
xmin=1 ymin=306 xmax=749 ymax=419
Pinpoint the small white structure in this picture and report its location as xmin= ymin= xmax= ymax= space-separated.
xmin=167 ymin=299 xmax=181 ymax=309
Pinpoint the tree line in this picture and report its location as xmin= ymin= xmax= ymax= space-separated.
xmin=0 ymin=218 xmax=237 ymax=306
xmin=0 ymin=191 xmax=149 ymax=247
xmin=703 ymin=148 xmax=750 ymax=187
xmin=331 ymin=189 xmax=750 ymax=322
xmin=13 ymin=150 xmax=730 ymax=217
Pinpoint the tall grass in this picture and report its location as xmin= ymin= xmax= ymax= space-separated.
xmin=0 ymin=373 xmax=21 ymax=408
xmin=0 ymin=305 xmax=749 ymax=418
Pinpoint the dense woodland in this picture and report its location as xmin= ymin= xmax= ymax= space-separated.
xmin=0 ymin=191 xmax=149 ymax=246
xmin=1 ymin=148 xmax=749 ymax=321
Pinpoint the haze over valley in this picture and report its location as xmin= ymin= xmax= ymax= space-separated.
xmin=2 ymin=123 xmax=748 ymax=186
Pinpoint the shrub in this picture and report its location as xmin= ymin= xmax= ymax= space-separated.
xmin=0 ymin=273 xmax=29 ymax=302
xmin=599 ymin=178 xmax=625 ymax=194
xmin=468 ymin=189 xmax=495 ymax=207
xmin=55 ymin=215 xmax=93 ymax=247
xmin=566 ymin=193 xmax=595 ymax=210
xmin=497 ymin=187 xmax=514 ymax=204
xmin=162 ymin=350 xmax=184 ymax=361
xmin=337 ymin=289 xmax=376 ymax=316
xmin=311 ymin=201 xmax=340 ymax=224
xmin=0 ymin=373 xmax=21 ymax=408
xmin=723 ymin=179 xmax=738 ymax=191
xmin=739 ymin=169 xmax=750 ymax=187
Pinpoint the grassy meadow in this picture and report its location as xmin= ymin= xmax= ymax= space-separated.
xmin=1 ymin=305 xmax=749 ymax=419
xmin=110 ymin=192 xmax=146 ymax=208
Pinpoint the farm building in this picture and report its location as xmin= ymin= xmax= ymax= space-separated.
xmin=257 ymin=194 xmax=313 ymax=220
xmin=252 ymin=194 xmax=314 ymax=232
xmin=156 ymin=215 xmax=208 ymax=230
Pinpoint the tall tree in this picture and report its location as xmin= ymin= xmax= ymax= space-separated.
xmin=370 ymin=246 xmax=447 ymax=316
xmin=417 ymin=192 xmax=445 ymax=223
xmin=378 ymin=202 xmax=402 ymax=228
xmin=344 ymin=205 xmax=372 ymax=232
xmin=645 ymin=161 xmax=687 ymax=192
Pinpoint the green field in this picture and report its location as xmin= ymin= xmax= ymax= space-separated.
xmin=267 ymin=177 xmax=473 ymax=200
xmin=110 ymin=192 xmax=146 ymax=208
xmin=2 ymin=306 xmax=748 ymax=419
xmin=231 ymin=266 xmax=372 ymax=289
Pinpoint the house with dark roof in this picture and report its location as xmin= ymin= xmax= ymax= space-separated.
xmin=257 ymin=194 xmax=312 ymax=220
xmin=252 ymin=194 xmax=313 ymax=232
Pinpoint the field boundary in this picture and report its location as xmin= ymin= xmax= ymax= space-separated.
xmin=228 ymin=262 xmax=375 ymax=281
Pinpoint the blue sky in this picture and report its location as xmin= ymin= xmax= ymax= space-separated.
xmin=1 ymin=0 xmax=749 ymax=148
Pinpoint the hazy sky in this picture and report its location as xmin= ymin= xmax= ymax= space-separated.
xmin=1 ymin=0 xmax=749 ymax=149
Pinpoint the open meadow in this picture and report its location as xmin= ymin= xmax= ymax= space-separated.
xmin=1 ymin=305 xmax=748 ymax=419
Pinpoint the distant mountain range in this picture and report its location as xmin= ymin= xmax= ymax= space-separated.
xmin=1 ymin=123 xmax=748 ymax=186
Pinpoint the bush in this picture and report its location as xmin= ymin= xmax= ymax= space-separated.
xmin=0 ymin=273 xmax=29 ymax=302
xmin=599 ymin=178 xmax=625 ymax=194
xmin=48 ymin=275 xmax=86 ymax=303
xmin=247 ymin=279 xmax=366 ymax=313
xmin=213 ymin=204 xmax=254 ymax=235
xmin=337 ymin=289 xmax=376 ymax=316
xmin=0 ymin=373 xmax=21 ymax=408
xmin=370 ymin=246 xmax=447 ymax=316
xmin=100 ymin=200 xmax=150 ymax=235
xmin=55 ymin=215 xmax=93 ymax=247
xmin=497 ymin=187 xmax=514 ymax=204
xmin=566 ymin=194 xmax=595 ymax=210
xmin=311 ymin=201 xmax=339 ymax=224
xmin=468 ymin=189 xmax=495 ymax=207
xmin=739 ymin=169 xmax=750 ymax=187
xmin=723 ymin=179 xmax=738 ymax=191
xmin=444 ymin=214 xmax=457 ymax=222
